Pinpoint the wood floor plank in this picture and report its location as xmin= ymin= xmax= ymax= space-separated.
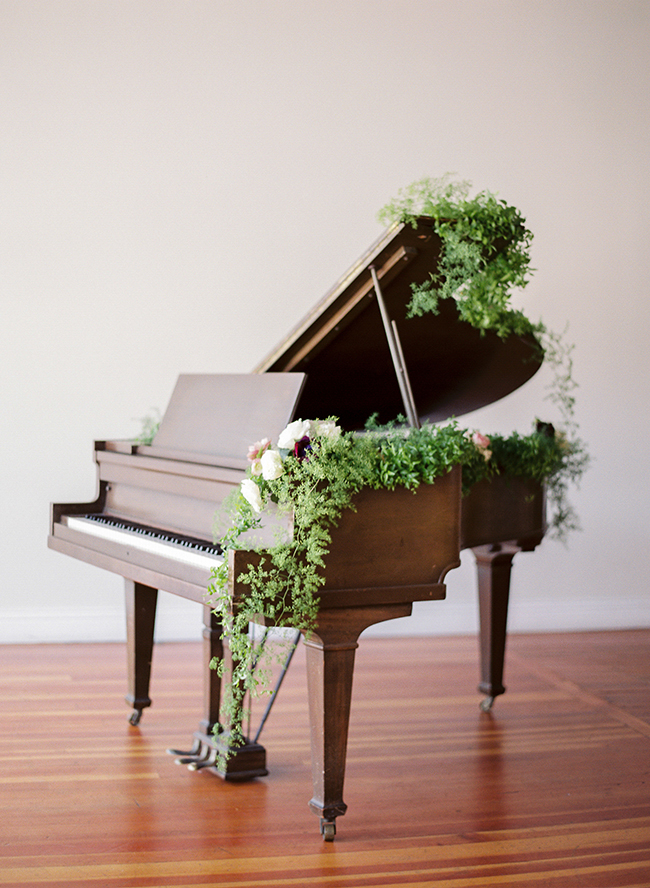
xmin=0 ymin=631 xmax=649 ymax=886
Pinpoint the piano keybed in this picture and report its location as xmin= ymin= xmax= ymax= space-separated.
xmin=63 ymin=514 xmax=223 ymax=571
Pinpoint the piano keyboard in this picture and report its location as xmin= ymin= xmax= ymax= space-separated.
xmin=65 ymin=515 xmax=223 ymax=571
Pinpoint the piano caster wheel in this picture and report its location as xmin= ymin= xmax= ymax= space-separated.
xmin=128 ymin=709 xmax=143 ymax=726
xmin=479 ymin=696 xmax=495 ymax=712
xmin=320 ymin=819 xmax=336 ymax=842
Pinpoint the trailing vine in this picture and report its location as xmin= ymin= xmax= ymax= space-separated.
xmin=207 ymin=418 xmax=477 ymax=756
xmin=377 ymin=174 xmax=589 ymax=529
xmin=206 ymin=176 xmax=589 ymax=760
xmin=207 ymin=416 xmax=578 ymax=760
xmin=377 ymin=175 xmax=536 ymax=337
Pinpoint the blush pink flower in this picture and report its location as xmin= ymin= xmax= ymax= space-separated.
xmin=471 ymin=431 xmax=492 ymax=462
xmin=247 ymin=437 xmax=271 ymax=462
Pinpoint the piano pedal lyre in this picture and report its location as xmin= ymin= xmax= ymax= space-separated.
xmin=166 ymin=731 xmax=269 ymax=781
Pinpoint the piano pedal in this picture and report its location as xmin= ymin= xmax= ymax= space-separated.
xmin=168 ymin=737 xmax=219 ymax=770
xmin=167 ymin=731 xmax=268 ymax=781
xmin=188 ymin=750 xmax=218 ymax=771
xmin=166 ymin=737 xmax=203 ymax=759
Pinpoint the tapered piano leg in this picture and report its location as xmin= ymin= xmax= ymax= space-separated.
xmin=124 ymin=580 xmax=158 ymax=725
xmin=303 ymin=604 xmax=412 ymax=840
xmin=200 ymin=605 xmax=223 ymax=735
xmin=472 ymin=544 xmax=517 ymax=711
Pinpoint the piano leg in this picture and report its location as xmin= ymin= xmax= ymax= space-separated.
xmin=124 ymin=580 xmax=158 ymax=726
xmin=303 ymin=603 xmax=413 ymax=841
xmin=472 ymin=544 xmax=518 ymax=712
xmin=200 ymin=605 xmax=223 ymax=736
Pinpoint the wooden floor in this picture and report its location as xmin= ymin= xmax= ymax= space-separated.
xmin=1 ymin=630 xmax=649 ymax=887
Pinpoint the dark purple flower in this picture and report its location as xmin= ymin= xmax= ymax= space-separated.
xmin=293 ymin=435 xmax=312 ymax=461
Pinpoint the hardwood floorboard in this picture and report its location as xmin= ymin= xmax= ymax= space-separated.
xmin=0 ymin=630 xmax=648 ymax=886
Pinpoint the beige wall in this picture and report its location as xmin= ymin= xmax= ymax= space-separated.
xmin=2 ymin=0 xmax=648 ymax=642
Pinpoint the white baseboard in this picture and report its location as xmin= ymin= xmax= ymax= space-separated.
xmin=0 ymin=594 xmax=648 ymax=644
xmin=363 ymin=595 xmax=650 ymax=637
xmin=0 ymin=594 xmax=204 ymax=644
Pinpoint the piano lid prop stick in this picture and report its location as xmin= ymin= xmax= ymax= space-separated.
xmin=369 ymin=264 xmax=421 ymax=429
xmin=253 ymin=630 xmax=302 ymax=744
xmin=391 ymin=318 xmax=420 ymax=428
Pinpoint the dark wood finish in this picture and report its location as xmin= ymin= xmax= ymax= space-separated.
xmin=48 ymin=373 xmax=305 ymax=774
xmin=473 ymin=544 xmax=517 ymax=703
xmin=255 ymin=218 xmax=542 ymax=428
xmin=143 ymin=372 xmax=307 ymax=466
xmin=231 ymin=470 xmax=461 ymax=837
xmin=124 ymin=580 xmax=157 ymax=724
xmin=2 ymin=632 xmax=649 ymax=885
xmin=48 ymin=223 xmax=550 ymax=838
xmin=200 ymin=605 xmax=222 ymax=736
xmin=461 ymin=475 xmax=547 ymax=708
xmin=461 ymin=475 xmax=546 ymax=552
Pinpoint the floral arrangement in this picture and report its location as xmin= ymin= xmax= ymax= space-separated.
xmin=208 ymin=413 xmax=582 ymax=757
xmin=206 ymin=175 xmax=589 ymax=758
xmin=377 ymin=174 xmax=536 ymax=339
xmin=377 ymin=174 xmax=589 ymax=521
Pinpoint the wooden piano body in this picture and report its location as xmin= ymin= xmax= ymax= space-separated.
xmin=49 ymin=372 xmax=306 ymax=778
xmin=49 ymin=217 xmax=547 ymax=837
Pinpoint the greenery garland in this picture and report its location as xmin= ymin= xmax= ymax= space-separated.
xmin=378 ymin=175 xmax=536 ymax=339
xmin=377 ymin=174 xmax=589 ymax=528
xmin=208 ymin=418 xmax=475 ymax=756
xmin=203 ymin=175 xmax=589 ymax=759
xmin=208 ymin=415 xmax=580 ymax=759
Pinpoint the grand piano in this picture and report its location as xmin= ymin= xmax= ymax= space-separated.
xmin=49 ymin=216 xmax=547 ymax=838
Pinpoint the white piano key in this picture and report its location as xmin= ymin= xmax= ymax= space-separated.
xmin=65 ymin=516 xmax=223 ymax=571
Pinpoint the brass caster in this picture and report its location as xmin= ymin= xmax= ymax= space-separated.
xmin=479 ymin=696 xmax=495 ymax=712
xmin=128 ymin=709 xmax=143 ymax=726
xmin=320 ymin=819 xmax=336 ymax=842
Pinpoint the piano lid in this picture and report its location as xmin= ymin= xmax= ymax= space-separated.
xmin=139 ymin=373 xmax=306 ymax=469
xmin=255 ymin=218 xmax=542 ymax=430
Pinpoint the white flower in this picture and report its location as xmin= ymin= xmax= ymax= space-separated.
xmin=240 ymin=478 xmax=262 ymax=513
xmin=277 ymin=419 xmax=312 ymax=450
xmin=313 ymin=419 xmax=341 ymax=442
xmin=260 ymin=448 xmax=284 ymax=480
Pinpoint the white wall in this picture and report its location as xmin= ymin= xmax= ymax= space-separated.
xmin=1 ymin=0 xmax=648 ymax=644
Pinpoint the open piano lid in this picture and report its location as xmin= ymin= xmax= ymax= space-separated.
xmin=255 ymin=218 xmax=542 ymax=430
